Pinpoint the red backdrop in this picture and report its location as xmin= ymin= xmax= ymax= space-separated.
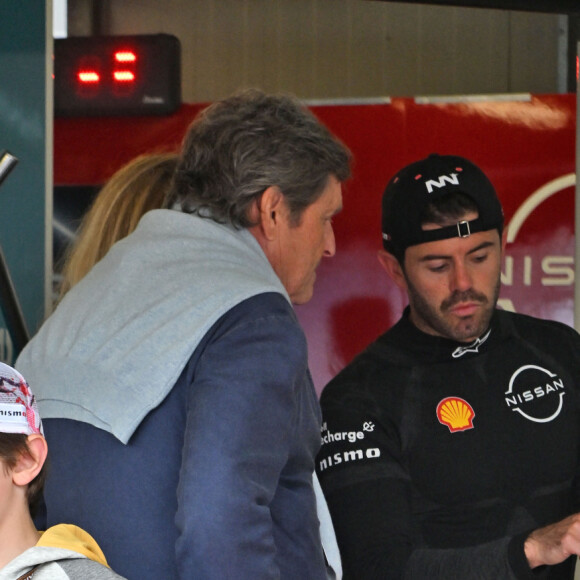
xmin=54 ymin=94 xmax=577 ymax=393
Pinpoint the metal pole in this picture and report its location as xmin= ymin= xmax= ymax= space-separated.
xmin=0 ymin=151 xmax=30 ymax=352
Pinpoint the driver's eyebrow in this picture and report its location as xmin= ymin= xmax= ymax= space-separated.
xmin=419 ymin=240 xmax=495 ymax=262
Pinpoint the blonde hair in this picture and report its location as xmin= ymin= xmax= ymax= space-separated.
xmin=58 ymin=152 xmax=178 ymax=298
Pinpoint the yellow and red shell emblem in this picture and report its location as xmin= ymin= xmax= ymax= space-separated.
xmin=436 ymin=397 xmax=475 ymax=432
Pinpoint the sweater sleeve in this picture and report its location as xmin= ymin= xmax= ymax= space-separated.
xmin=174 ymin=295 xmax=313 ymax=579
xmin=323 ymin=479 xmax=541 ymax=580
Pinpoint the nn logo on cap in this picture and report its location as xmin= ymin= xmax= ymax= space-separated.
xmin=425 ymin=172 xmax=460 ymax=194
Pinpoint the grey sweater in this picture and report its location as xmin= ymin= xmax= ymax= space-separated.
xmin=0 ymin=524 xmax=126 ymax=580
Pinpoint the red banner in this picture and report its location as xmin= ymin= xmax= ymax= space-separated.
xmin=54 ymin=94 xmax=577 ymax=393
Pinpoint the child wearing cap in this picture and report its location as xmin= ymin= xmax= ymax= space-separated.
xmin=0 ymin=362 xmax=125 ymax=580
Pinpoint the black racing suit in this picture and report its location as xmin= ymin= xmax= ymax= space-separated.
xmin=317 ymin=308 xmax=580 ymax=579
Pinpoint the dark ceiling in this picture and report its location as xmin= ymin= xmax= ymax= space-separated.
xmin=372 ymin=1 xmax=580 ymax=14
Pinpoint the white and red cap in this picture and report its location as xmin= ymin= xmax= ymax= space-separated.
xmin=0 ymin=362 xmax=42 ymax=435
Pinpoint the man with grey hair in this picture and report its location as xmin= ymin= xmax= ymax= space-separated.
xmin=16 ymin=89 xmax=351 ymax=580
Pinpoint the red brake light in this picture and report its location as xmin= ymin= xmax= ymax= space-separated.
xmin=113 ymin=71 xmax=136 ymax=82
xmin=78 ymin=71 xmax=100 ymax=83
xmin=115 ymin=51 xmax=137 ymax=63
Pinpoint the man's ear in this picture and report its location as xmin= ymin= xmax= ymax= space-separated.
xmin=501 ymin=228 xmax=507 ymax=253
xmin=250 ymin=186 xmax=285 ymax=241
xmin=378 ymin=249 xmax=408 ymax=291
xmin=12 ymin=434 xmax=48 ymax=487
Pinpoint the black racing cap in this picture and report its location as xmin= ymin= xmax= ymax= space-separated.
xmin=381 ymin=154 xmax=504 ymax=254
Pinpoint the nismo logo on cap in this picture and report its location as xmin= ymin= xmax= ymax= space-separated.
xmin=437 ymin=396 xmax=475 ymax=432
xmin=0 ymin=403 xmax=28 ymax=427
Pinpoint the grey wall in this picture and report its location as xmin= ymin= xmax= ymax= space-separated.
xmin=68 ymin=0 xmax=565 ymax=102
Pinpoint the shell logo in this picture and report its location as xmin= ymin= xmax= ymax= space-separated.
xmin=436 ymin=397 xmax=475 ymax=433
